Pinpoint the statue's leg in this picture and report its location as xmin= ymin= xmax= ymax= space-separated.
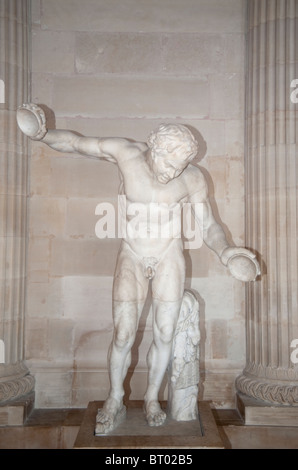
xmin=95 ymin=301 xmax=144 ymax=435
xmin=95 ymin=245 xmax=148 ymax=435
xmin=144 ymin=299 xmax=182 ymax=426
xmin=144 ymin=242 xmax=185 ymax=427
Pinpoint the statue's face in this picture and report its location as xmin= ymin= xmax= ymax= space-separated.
xmin=151 ymin=148 xmax=189 ymax=184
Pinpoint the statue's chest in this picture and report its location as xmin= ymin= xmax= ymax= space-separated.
xmin=118 ymin=159 xmax=188 ymax=205
xmin=122 ymin=176 xmax=186 ymax=205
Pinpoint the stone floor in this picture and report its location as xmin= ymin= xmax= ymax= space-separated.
xmin=0 ymin=405 xmax=298 ymax=449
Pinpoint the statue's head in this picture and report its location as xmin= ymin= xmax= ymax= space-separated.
xmin=147 ymin=124 xmax=198 ymax=184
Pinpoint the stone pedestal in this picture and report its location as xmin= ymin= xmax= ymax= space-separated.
xmin=74 ymin=401 xmax=224 ymax=449
xmin=0 ymin=0 xmax=34 ymax=420
xmin=236 ymin=0 xmax=298 ymax=418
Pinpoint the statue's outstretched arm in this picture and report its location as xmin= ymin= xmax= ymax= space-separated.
xmin=16 ymin=103 xmax=128 ymax=162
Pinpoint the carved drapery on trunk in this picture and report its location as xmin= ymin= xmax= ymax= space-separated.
xmin=236 ymin=0 xmax=298 ymax=404
xmin=0 ymin=0 xmax=34 ymax=403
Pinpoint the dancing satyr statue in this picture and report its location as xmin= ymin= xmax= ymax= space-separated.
xmin=17 ymin=103 xmax=260 ymax=434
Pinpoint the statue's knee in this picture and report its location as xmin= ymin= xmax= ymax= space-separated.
xmin=157 ymin=324 xmax=175 ymax=345
xmin=114 ymin=327 xmax=135 ymax=350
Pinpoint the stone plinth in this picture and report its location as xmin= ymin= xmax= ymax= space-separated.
xmin=0 ymin=392 xmax=34 ymax=426
xmin=237 ymin=393 xmax=298 ymax=427
xmin=74 ymin=401 xmax=224 ymax=449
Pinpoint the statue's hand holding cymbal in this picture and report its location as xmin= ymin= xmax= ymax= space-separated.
xmin=16 ymin=103 xmax=47 ymax=140
xmin=221 ymin=246 xmax=261 ymax=282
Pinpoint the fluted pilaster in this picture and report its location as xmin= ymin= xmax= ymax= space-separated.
xmin=0 ymin=0 xmax=34 ymax=404
xmin=236 ymin=0 xmax=298 ymax=405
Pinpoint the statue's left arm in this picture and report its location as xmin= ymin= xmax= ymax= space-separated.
xmin=189 ymin=178 xmax=260 ymax=281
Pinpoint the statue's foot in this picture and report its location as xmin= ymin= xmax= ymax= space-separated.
xmin=144 ymin=400 xmax=166 ymax=427
xmin=95 ymin=397 xmax=126 ymax=435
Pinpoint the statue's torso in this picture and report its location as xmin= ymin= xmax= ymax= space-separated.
xmin=116 ymin=147 xmax=204 ymax=259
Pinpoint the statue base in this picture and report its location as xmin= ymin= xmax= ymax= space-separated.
xmin=73 ymin=400 xmax=224 ymax=449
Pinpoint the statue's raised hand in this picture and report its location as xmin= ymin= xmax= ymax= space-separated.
xmin=16 ymin=103 xmax=47 ymax=140
xmin=221 ymin=246 xmax=260 ymax=282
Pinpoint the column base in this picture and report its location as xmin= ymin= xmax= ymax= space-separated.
xmin=0 ymin=362 xmax=35 ymax=425
xmin=236 ymin=392 xmax=298 ymax=427
xmin=0 ymin=391 xmax=34 ymax=426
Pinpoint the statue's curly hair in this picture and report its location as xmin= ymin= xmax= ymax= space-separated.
xmin=147 ymin=124 xmax=198 ymax=161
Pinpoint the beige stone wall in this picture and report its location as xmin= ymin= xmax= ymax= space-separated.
xmin=26 ymin=0 xmax=246 ymax=408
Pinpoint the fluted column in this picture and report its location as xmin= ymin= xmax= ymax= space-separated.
xmin=236 ymin=0 xmax=298 ymax=410
xmin=0 ymin=0 xmax=34 ymax=410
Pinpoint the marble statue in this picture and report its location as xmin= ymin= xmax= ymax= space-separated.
xmin=16 ymin=103 xmax=260 ymax=434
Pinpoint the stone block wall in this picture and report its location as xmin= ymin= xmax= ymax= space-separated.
xmin=26 ymin=0 xmax=246 ymax=408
